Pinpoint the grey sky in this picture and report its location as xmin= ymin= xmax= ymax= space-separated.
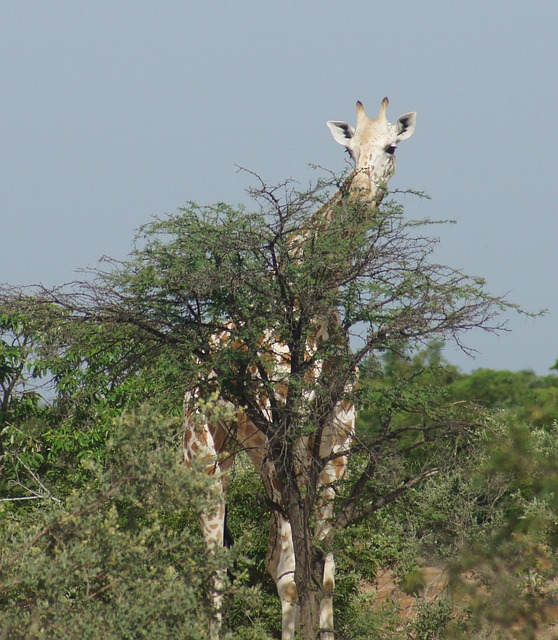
xmin=2 ymin=1 xmax=556 ymax=374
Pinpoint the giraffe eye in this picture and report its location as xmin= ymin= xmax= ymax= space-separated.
xmin=386 ymin=144 xmax=397 ymax=155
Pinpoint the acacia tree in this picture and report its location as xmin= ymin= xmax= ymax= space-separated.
xmin=1 ymin=173 xmax=517 ymax=638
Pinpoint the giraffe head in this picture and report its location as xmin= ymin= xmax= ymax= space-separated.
xmin=327 ymin=98 xmax=416 ymax=197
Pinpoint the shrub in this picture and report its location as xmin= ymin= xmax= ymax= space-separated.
xmin=0 ymin=406 xmax=231 ymax=640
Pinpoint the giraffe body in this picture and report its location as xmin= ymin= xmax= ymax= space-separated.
xmin=183 ymin=98 xmax=416 ymax=639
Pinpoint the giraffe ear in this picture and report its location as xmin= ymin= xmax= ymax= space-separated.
xmin=396 ymin=112 xmax=417 ymax=142
xmin=327 ymin=120 xmax=355 ymax=148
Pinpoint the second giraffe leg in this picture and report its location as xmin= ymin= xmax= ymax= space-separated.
xmin=200 ymin=495 xmax=227 ymax=640
xmin=320 ymin=551 xmax=335 ymax=640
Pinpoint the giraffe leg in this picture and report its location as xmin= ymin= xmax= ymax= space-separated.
xmin=278 ymin=573 xmax=299 ymax=640
xmin=320 ymin=551 xmax=335 ymax=640
xmin=267 ymin=511 xmax=299 ymax=640
xmin=315 ymin=478 xmax=343 ymax=640
xmin=183 ymin=402 xmax=235 ymax=640
xmin=199 ymin=497 xmax=226 ymax=640
xmin=315 ymin=409 xmax=354 ymax=640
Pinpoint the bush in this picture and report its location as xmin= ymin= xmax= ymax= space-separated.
xmin=0 ymin=406 xmax=231 ymax=640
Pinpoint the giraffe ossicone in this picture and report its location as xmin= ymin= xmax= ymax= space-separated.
xmin=183 ymin=98 xmax=416 ymax=640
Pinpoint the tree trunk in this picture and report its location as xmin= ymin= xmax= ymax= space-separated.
xmin=287 ymin=488 xmax=325 ymax=639
xmin=298 ymin=582 xmax=322 ymax=639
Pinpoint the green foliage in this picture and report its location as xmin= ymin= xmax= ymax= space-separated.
xmin=0 ymin=305 xmax=193 ymax=503
xmin=352 ymin=348 xmax=558 ymax=637
xmin=223 ymin=454 xmax=281 ymax=637
xmin=450 ymin=367 xmax=558 ymax=427
xmin=0 ymin=172 xmax=540 ymax=638
xmin=411 ymin=598 xmax=454 ymax=639
xmin=333 ymin=515 xmax=416 ymax=639
xmin=445 ymin=419 xmax=558 ymax=639
xmin=0 ymin=406 xmax=233 ymax=640
xmin=335 ymin=589 xmax=402 ymax=640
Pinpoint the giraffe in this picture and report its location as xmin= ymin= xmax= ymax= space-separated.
xmin=183 ymin=97 xmax=416 ymax=640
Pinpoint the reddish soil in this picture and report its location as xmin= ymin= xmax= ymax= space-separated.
xmin=373 ymin=565 xmax=448 ymax=620
xmin=371 ymin=565 xmax=558 ymax=638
